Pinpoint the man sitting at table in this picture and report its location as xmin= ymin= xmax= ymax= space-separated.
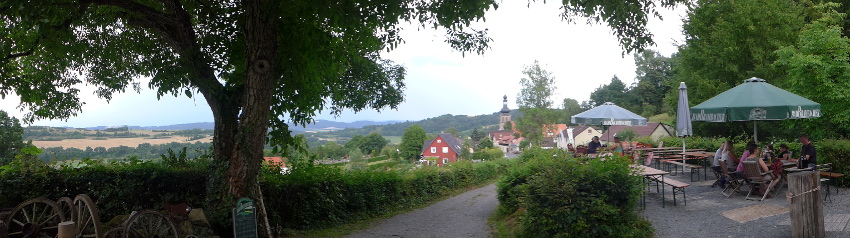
xmin=587 ymin=136 xmax=602 ymax=154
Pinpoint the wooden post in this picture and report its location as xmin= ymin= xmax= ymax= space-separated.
xmin=58 ymin=221 xmax=75 ymax=238
xmin=787 ymin=171 xmax=824 ymax=238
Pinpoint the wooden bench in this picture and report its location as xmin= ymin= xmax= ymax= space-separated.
xmin=663 ymin=160 xmax=704 ymax=182
xmin=820 ymin=171 xmax=844 ymax=196
xmin=661 ymin=178 xmax=690 ymax=206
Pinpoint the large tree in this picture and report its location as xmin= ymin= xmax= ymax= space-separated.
xmin=774 ymin=3 xmax=850 ymax=137
xmin=673 ymin=0 xmax=804 ymax=138
xmin=515 ymin=61 xmax=558 ymax=146
xmin=0 ymin=0 xmax=683 ymax=230
xmin=361 ymin=132 xmax=389 ymax=155
xmin=632 ymin=49 xmax=674 ymax=114
xmin=0 ymin=110 xmax=25 ymax=165
xmin=399 ymin=124 xmax=427 ymax=161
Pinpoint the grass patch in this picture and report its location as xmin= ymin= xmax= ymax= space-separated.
xmin=385 ymin=136 xmax=402 ymax=144
xmin=488 ymin=208 xmax=523 ymax=238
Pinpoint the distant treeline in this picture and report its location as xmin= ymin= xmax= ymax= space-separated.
xmin=37 ymin=142 xmax=212 ymax=161
xmin=320 ymin=112 xmax=519 ymax=138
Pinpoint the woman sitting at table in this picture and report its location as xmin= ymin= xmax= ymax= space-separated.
xmin=742 ymin=147 xmax=772 ymax=177
xmin=609 ymin=137 xmax=625 ymax=156
xmin=721 ymin=141 xmax=737 ymax=170
xmin=735 ymin=141 xmax=757 ymax=173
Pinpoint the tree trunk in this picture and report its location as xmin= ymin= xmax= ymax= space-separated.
xmin=206 ymin=0 xmax=278 ymax=236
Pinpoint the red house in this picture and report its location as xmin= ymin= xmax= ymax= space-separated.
xmin=420 ymin=133 xmax=463 ymax=166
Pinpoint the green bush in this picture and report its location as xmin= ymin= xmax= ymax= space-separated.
xmin=497 ymin=148 xmax=652 ymax=238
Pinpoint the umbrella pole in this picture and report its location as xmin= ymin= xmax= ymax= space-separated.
xmin=682 ymin=138 xmax=687 ymax=164
xmin=754 ymin=121 xmax=758 ymax=144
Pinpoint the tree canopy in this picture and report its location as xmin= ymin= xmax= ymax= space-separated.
xmin=514 ymin=61 xmax=559 ymax=146
xmin=0 ymin=110 xmax=25 ymax=165
xmin=399 ymin=124 xmax=427 ymax=161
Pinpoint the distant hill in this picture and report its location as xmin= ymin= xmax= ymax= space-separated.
xmin=69 ymin=120 xmax=401 ymax=131
xmin=314 ymin=111 xmax=523 ymax=138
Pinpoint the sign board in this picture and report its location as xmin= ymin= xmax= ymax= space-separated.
xmin=233 ymin=198 xmax=258 ymax=238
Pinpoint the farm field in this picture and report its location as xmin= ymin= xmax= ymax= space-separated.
xmin=31 ymin=136 xmax=213 ymax=149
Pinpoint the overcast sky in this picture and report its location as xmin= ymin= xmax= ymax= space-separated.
xmin=0 ymin=2 xmax=686 ymax=127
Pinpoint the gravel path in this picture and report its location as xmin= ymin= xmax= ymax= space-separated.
xmin=641 ymin=171 xmax=850 ymax=238
xmin=345 ymin=183 xmax=498 ymax=238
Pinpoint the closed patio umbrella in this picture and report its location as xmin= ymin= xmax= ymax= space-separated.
xmin=676 ymin=82 xmax=692 ymax=163
xmin=690 ymin=77 xmax=821 ymax=143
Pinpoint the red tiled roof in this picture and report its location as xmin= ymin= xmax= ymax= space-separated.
xmin=264 ymin=157 xmax=287 ymax=168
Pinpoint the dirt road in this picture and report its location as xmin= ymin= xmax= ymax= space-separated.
xmin=345 ymin=183 xmax=498 ymax=238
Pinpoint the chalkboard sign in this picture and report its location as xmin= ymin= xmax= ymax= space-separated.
xmin=233 ymin=198 xmax=258 ymax=238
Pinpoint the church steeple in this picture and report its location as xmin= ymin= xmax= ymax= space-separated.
xmin=499 ymin=95 xmax=511 ymax=130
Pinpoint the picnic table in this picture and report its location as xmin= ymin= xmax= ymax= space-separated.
xmin=677 ymin=151 xmax=714 ymax=180
xmin=633 ymin=165 xmax=671 ymax=208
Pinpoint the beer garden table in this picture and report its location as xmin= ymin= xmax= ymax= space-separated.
xmin=633 ymin=165 xmax=670 ymax=208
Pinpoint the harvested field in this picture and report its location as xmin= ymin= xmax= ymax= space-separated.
xmin=31 ymin=136 xmax=212 ymax=149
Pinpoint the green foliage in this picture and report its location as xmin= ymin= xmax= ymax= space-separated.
xmin=344 ymin=149 xmax=367 ymax=171
xmin=37 ymin=142 xmax=212 ymax=162
xmin=774 ymin=2 xmax=850 ymax=138
xmin=471 ymin=128 xmax=484 ymax=143
xmin=560 ymin=98 xmax=584 ymax=124
xmin=497 ymin=148 xmax=651 ymax=237
xmin=478 ymin=137 xmax=495 ymax=149
xmin=472 ymin=147 xmax=504 ymax=161
xmin=673 ymin=0 xmax=805 ymax=138
xmin=617 ymin=129 xmax=638 ymax=142
xmin=399 ymin=125 xmax=428 ymax=161
xmin=516 ymin=60 xmax=556 ymax=109
xmin=514 ymin=61 xmax=560 ymax=145
xmin=0 ymin=111 xmax=25 ymax=165
xmin=360 ymin=132 xmax=389 ymax=155
xmin=812 ymin=139 xmax=850 ymax=186
xmin=315 ymin=141 xmax=346 ymax=159
xmin=0 ymin=159 xmax=209 ymax=224
xmin=260 ymin=159 xmax=513 ymax=231
xmin=588 ymin=75 xmax=632 ymax=108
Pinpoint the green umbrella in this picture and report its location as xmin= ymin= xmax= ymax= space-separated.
xmin=690 ymin=77 xmax=821 ymax=142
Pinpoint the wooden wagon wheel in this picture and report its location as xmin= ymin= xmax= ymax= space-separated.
xmin=102 ymin=227 xmax=124 ymax=238
xmin=73 ymin=194 xmax=103 ymax=238
xmin=122 ymin=210 xmax=178 ymax=238
xmin=56 ymin=197 xmax=75 ymax=223
xmin=3 ymin=197 xmax=66 ymax=238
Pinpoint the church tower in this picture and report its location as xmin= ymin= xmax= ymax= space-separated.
xmin=499 ymin=95 xmax=511 ymax=130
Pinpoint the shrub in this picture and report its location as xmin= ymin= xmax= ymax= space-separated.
xmin=497 ymin=148 xmax=652 ymax=238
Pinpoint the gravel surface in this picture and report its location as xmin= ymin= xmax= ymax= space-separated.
xmin=345 ymin=183 xmax=498 ymax=238
xmin=641 ymin=171 xmax=850 ymax=238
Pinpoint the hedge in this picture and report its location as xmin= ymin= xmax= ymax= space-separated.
xmin=0 ymin=156 xmax=514 ymax=236
xmin=497 ymin=148 xmax=652 ymax=238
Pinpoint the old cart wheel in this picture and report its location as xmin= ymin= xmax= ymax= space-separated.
xmin=3 ymin=198 xmax=66 ymax=238
xmin=102 ymin=227 xmax=124 ymax=238
xmin=73 ymin=194 xmax=103 ymax=238
xmin=122 ymin=210 xmax=178 ymax=238
xmin=56 ymin=197 xmax=75 ymax=222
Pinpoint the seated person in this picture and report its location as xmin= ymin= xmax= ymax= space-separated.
xmin=735 ymin=141 xmax=757 ymax=173
xmin=587 ymin=136 xmax=602 ymax=154
xmin=763 ymin=144 xmax=776 ymax=162
xmin=777 ymin=144 xmax=792 ymax=161
xmin=609 ymin=137 xmax=625 ymax=155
